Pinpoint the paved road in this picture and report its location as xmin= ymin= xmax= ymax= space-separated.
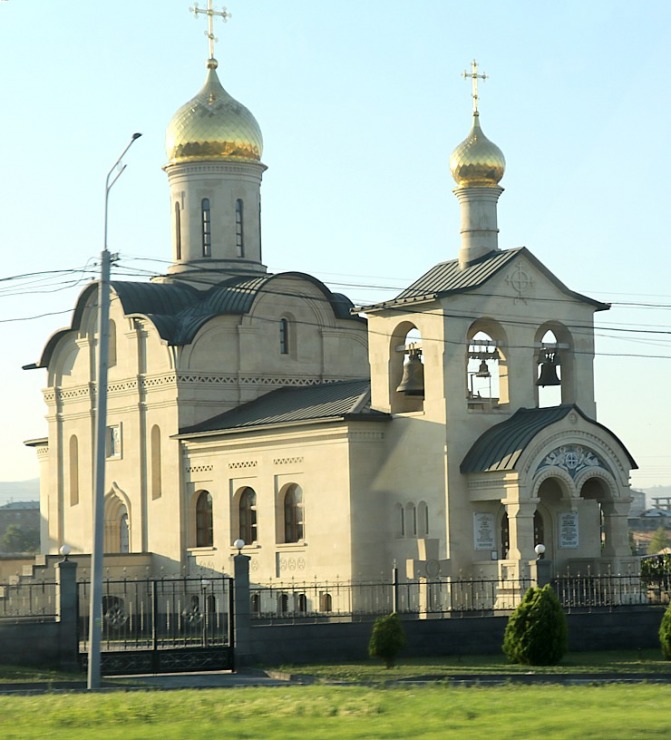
xmin=119 ymin=668 xmax=292 ymax=689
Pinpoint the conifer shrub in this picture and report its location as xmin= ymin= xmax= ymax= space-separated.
xmin=368 ymin=612 xmax=406 ymax=668
xmin=503 ymin=584 xmax=568 ymax=666
xmin=659 ymin=602 xmax=671 ymax=659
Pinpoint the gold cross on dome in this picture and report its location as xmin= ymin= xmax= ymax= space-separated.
xmin=191 ymin=1 xmax=231 ymax=60
xmin=462 ymin=59 xmax=488 ymax=114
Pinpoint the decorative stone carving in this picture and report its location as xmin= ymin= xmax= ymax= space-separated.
xmin=537 ymin=445 xmax=602 ymax=479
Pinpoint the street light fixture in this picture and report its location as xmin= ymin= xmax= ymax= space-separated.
xmin=87 ymin=133 xmax=142 ymax=691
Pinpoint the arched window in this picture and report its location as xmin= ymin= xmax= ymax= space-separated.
xmin=251 ymin=593 xmax=260 ymax=614
xmin=533 ymin=510 xmax=545 ymax=550
xmin=239 ymin=487 xmax=257 ymax=544
xmin=279 ymin=318 xmax=289 ymax=355
xmin=174 ymin=202 xmax=182 ymax=260
xmin=104 ymin=494 xmax=129 ymax=554
xmin=396 ymin=503 xmax=405 ymax=538
xmin=279 ymin=593 xmax=289 ymax=614
xmin=201 ymin=198 xmax=212 ymax=257
xmin=69 ymin=435 xmax=79 ymax=506
xmin=108 ymin=319 xmax=117 ymax=368
xmin=298 ymin=593 xmax=307 ymax=613
xmin=283 ymin=484 xmax=304 ymax=542
xmin=391 ymin=323 xmax=424 ymax=414
xmin=150 ymin=425 xmax=162 ymax=500
xmin=500 ymin=511 xmax=510 ymax=559
xmin=320 ymin=592 xmax=332 ymax=612
xmin=536 ymin=328 xmax=563 ymax=408
xmin=417 ymin=501 xmax=429 ymax=537
xmin=119 ymin=513 xmax=129 ymax=553
xmin=235 ymin=199 xmax=244 ymax=257
xmin=405 ymin=503 xmax=417 ymax=537
xmin=196 ymin=490 xmax=213 ymax=547
xmin=466 ymin=325 xmax=508 ymax=409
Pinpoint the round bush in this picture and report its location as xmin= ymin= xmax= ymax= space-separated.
xmin=369 ymin=612 xmax=406 ymax=668
xmin=659 ymin=602 xmax=671 ymax=659
xmin=503 ymin=584 xmax=568 ymax=666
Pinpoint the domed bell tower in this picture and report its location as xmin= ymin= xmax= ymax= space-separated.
xmin=163 ymin=3 xmax=267 ymax=286
xmin=449 ymin=61 xmax=506 ymax=268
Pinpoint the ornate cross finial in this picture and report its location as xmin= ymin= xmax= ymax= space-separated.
xmin=191 ymin=1 xmax=231 ymax=60
xmin=462 ymin=59 xmax=488 ymax=115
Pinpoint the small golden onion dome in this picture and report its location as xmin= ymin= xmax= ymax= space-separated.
xmin=166 ymin=59 xmax=263 ymax=164
xmin=450 ymin=113 xmax=505 ymax=187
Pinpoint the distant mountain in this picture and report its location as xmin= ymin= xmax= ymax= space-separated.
xmin=0 ymin=479 xmax=39 ymax=506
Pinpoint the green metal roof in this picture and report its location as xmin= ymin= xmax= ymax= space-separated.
xmin=356 ymin=247 xmax=609 ymax=313
xmin=178 ymin=379 xmax=389 ymax=437
xmin=461 ymin=404 xmax=637 ymax=473
xmin=33 ymin=272 xmax=362 ymax=368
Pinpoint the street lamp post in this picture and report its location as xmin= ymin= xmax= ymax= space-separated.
xmin=87 ymin=133 xmax=142 ymax=691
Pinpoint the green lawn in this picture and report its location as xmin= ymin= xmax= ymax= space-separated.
xmin=1 ymin=684 xmax=670 ymax=739
xmin=275 ymin=649 xmax=671 ymax=682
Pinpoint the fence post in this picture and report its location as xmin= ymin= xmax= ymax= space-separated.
xmin=392 ymin=564 xmax=399 ymax=613
xmin=233 ymin=553 xmax=252 ymax=667
xmin=55 ymin=557 xmax=79 ymax=672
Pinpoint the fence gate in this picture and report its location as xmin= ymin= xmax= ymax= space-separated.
xmin=78 ymin=576 xmax=234 ymax=675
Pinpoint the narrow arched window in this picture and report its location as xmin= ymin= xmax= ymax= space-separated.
xmin=396 ymin=503 xmax=405 ymax=537
xmin=175 ymin=202 xmax=182 ymax=260
xmin=150 ymin=425 xmax=162 ymax=500
xmin=533 ymin=510 xmax=545 ymax=550
xmin=417 ymin=501 xmax=429 ymax=537
xmin=196 ymin=490 xmax=213 ymax=547
xmin=239 ymin=487 xmax=257 ymax=544
xmin=119 ymin=512 xmax=130 ymax=553
xmin=201 ymin=198 xmax=212 ymax=257
xmin=235 ymin=199 xmax=244 ymax=257
xmin=251 ymin=593 xmax=260 ymax=614
xmin=283 ymin=485 xmax=304 ymax=543
xmin=108 ymin=319 xmax=117 ymax=368
xmin=69 ymin=435 xmax=79 ymax=506
xmin=500 ymin=511 xmax=510 ymax=559
xmin=279 ymin=318 xmax=289 ymax=355
xmin=405 ymin=503 xmax=417 ymax=537
xmin=320 ymin=592 xmax=332 ymax=612
xmin=279 ymin=593 xmax=289 ymax=613
xmin=298 ymin=593 xmax=307 ymax=613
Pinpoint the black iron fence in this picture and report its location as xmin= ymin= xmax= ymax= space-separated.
xmin=0 ymin=580 xmax=58 ymax=621
xmin=249 ymin=574 xmax=536 ymax=622
xmin=77 ymin=576 xmax=233 ymax=652
xmin=554 ymin=571 xmax=671 ymax=612
xmin=250 ymin=571 xmax=671 ymax=621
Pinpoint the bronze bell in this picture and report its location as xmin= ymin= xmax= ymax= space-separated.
xmin=476 ymin=359 xmax=491 ymax=378
xmin=536 ymin=351 xmax=561 ymax=387
xmin=396 ymin=351 xmax=425 ymax=396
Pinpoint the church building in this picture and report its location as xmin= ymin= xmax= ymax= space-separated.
xmin=25 ymin=11 xmax=637 ymax=596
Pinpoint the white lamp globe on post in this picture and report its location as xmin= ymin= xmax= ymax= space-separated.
xmin=534 ymin=543 xmax=546 ymax=560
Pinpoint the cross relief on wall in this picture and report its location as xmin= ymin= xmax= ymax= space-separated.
xmin=537 ymin=445 xmax=603 ymax=479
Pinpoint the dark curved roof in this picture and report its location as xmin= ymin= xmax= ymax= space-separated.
xmin=178 ymin=379 xmax=388 ymax=436
xmin=356 ymin=247 xmax=609 ymax=313
xmin=461 ymin=404 xmax=637 ymax=473
xmin=33 ymin=271 xmax=363 ymax=368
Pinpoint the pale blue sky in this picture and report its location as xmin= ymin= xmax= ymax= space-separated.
xmin=0 ymin=1 xmax=669 ymax=489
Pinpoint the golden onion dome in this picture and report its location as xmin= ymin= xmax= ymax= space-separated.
xmin=166 ymin=59 xmax=263 ymax=164
xmin=450 ymin=113 xmax=505 ymax=187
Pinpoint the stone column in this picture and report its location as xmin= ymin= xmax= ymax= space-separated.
xmin=55 ymin=558 xmax=79 ymax=672
xmin=504 ymin=500 xmax=537 ymax=562
xmin=233 ymin=553 xmax=252 ymax=668
xmin=601 ymin=501 xmax=633 ymax=558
